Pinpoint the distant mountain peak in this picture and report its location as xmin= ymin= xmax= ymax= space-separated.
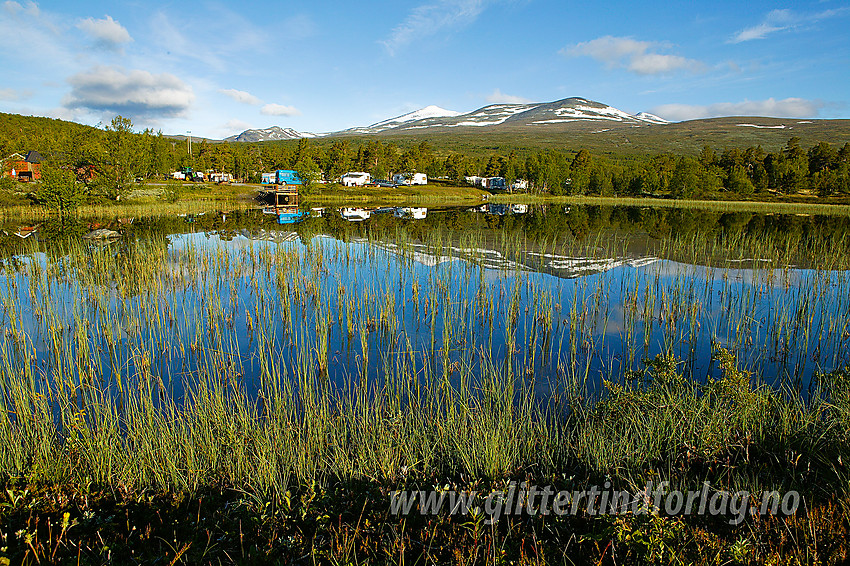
xmin=224 ymin=126 xmax=316 ymax=142
xmin=346 ymin=105 xmax=462 ymax=134
xmin=405 ymin=105 xmax=461 ymax=119
xmin=634 ymin=112 xmax=669 ymax=124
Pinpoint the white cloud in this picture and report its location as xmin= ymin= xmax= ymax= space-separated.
xmin=566 ymin=36 xmax=650 ymax=65
xmin=221 ymin=118 xmax=253 ymax=134
xmin=730 ymin=8 xmax=849 ymax=43
xmin=382 ymin=0 xmax=496 ymax=55
xmin=219 ymin=88 xmax=262 ymax=105
xmin=64 ymin=65 xmax=195 ymax=119
xmin=486 ymin=89 xmax=531 ymax=104
xmin=76 ymin=15 xmax=132 ymax=49
xmin=650 ymin=98 xmax=826 ymax=121
xmin=563 ymin=36 xmax=703 ymax=75
xmin=628 ymin=53 xmax=701 ymax=75
xmin=260 ymin=103 xmax=300 ymax=116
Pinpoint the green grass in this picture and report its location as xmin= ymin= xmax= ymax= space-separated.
xmin=303 ymin=182 xmax=489 ymax=204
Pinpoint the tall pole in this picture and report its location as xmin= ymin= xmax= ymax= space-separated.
xmin=187 ymin=131 xmax=192 ymax=156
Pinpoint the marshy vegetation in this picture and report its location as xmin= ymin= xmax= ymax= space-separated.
xmin=1 ymin=203 xmax=850 ymax=564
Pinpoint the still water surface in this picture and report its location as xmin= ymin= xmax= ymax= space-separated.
xmin=2 ymin=204 xmax=849 ymax=399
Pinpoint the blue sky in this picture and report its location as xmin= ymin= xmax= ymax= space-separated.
xmin=1 ymin=0 xmax=848 ymax=138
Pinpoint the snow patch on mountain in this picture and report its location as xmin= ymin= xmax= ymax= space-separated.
xmin=736 ymin=123 xmax=787 ymax=129
xmin=225 ymin=126 xmax=316 ymax=142
xmin=634 ymin=112 xmax=669 ymax=124
xmin=350 ymin=105 xmax=462 ymax=133
xmin=394 ymin=105 xmax=461 ymax=122
xmin=559 ymin=104 xmax=635 ymax=121
xmin=522 ymin=100 xmax=669 ymax=126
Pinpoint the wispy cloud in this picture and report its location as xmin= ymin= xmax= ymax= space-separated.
xmin=278 ymin=13 xmax=317 ymax=41
xmin=0 ymin=87 xmax=32 ymax=101
xmin=650 ymin=97 xmax=825 ymax=121
xmin=219 ymin=88 xmax=262 ymax=105
xmin=149 ymin=8 xmax=270 ymax=72
xmin=260 ymin=103 xmax=300 ymax=116
xmin=730 ymin=8 xmax=848 ymax=43
xmin=563 ymin=36 xmax=704 ymax=75
xmin=220 ymin=118 xmax=253 ymax=134
xmin=486 ymin=89 xmax=531 ymax=104
xmin=382 ymin=0 xmax=496 ymax=55
xmin=77 ymin=15 xmax=132 ymax=51
xmin=0 ymin=1 xmax=70 ymax=67
xmin=3 ymin=1 xmax=40 ymax=18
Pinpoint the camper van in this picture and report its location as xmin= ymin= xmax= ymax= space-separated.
xmin=262 ymin=170 xmax=302 ymax=185
xmin=341 ymin=172 xmax=371 ymax=186
xmin=392 ymin=173 xmax=427 ymax=186
xmin=275 ymin=170 xmax=302 ymax=185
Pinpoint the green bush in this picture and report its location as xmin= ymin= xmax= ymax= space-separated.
xmin=0 ymin=175 xmax=18 ymax=193
xmin=36 ymin=166 xmax=85 ymax=213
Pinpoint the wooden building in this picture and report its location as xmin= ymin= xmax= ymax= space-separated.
xmin=2 ymin=151 xmax=43 ymax=181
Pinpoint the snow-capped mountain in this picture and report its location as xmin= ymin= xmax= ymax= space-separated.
xmin=633 ymin=112 xmax=669 ymax=124
xmin=516 ymin=99 xmax=670 ymax=126
xmin=345 ymin=105 xmax=462 ymax=134
xmin=224 ymin=126 xmax=316 ymax=142
xmin=339 ymin=98 xmax=669 ymax=134
xmin=223 ymin=98 xmax=670 ymax=141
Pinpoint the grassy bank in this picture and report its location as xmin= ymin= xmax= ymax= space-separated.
xmin=303 ymin=182 xmax=490 ymax=204
xmin=0 ymin=183 xmax=257 ymax=222
xmin=6 ymin=179 xmax=850 ymax=217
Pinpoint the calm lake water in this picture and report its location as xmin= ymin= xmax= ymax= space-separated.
xmin=2 ymin=203 xmax=849 ymax=399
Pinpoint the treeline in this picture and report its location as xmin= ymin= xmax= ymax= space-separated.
xmin=429 ymin=138 xmax=850 ymax=198
xmin=2 ymin=112 xmax=850 ymax=201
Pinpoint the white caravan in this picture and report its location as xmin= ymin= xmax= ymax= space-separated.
xmin=341 ymin=172 xmax=371 ymax=187
xmin=394 ymin=207 xmax=427 ymax=220
xmin=392 ymin=173 xmax=427 ymax=186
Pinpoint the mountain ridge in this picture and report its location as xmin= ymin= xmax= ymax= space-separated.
xmin=225 ymin=97 xmax=670 ymax=141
